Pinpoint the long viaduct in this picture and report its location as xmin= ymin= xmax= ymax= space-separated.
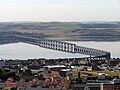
xmin=15 ymin=35 xmax=111 ymax=60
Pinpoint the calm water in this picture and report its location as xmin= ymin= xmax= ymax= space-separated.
xmin=0 ymin=41 xmax=120 ymax=59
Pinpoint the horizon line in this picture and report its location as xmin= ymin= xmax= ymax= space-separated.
xmin=0 ymin=20 xmax=120 ymax=23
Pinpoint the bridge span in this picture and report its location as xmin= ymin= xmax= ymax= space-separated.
xmin=16 ymin=35 xmax=111 ymax=59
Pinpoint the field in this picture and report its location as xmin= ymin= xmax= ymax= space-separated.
xmin=0 ymin=22 xmax=120 ymax=41
xmin=71 ymin=69 xmax=119 ymax=77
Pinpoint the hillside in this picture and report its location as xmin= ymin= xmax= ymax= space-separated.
xmin=0 ymin=21 xmax=120 ymax=41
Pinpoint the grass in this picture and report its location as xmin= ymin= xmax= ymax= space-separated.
xmin=114 ymin=29 xmax=120 ymax=33
xmin=71 ymin=69 xmax=120 ymax=78
xmin=71 ymin=69 xmax=98 ymax=78
xmin=96 ymin=71 xmax=119 ymax=76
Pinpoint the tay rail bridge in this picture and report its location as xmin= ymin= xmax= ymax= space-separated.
xmin=16 ymin=35 xmax=111 ymax=60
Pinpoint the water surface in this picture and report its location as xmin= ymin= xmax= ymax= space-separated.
xmin=0 ymin=41 xmax=119 ymax=59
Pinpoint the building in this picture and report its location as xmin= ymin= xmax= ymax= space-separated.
xmin=72 ymin=79 xmax=120 ymax=90
xmin=72 ymin=83 xmax=101 ymax=90
xmin=101 ymin=84 xmax=120 ymax=90
xmin=5 ymin=60 xmax=21 ymax=67
xmin=101 ymin=79 xmax=120 ymax=90
xmin=0 ymin=60 xmax=5 ymax=67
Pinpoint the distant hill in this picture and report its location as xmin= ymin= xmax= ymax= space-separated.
xmin=0 ymin=21 xmax=120 ymax=41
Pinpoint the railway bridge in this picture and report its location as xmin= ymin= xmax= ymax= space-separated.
xmin=16 ymin=35 xmax=111 ymax=60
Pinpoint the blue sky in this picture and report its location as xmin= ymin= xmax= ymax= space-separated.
xmin=0 ymin=0 xmax=120 ymax=22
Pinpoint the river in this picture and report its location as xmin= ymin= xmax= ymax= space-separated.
xmin=0 ymin=41 xmax=120 ymax=59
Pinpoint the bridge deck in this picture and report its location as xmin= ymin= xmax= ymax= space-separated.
xmin=16 ymin=35 xmax=111 ymax=59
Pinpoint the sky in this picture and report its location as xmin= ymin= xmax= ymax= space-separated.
xmin=0 ymin=0 xmax=120 ymax=22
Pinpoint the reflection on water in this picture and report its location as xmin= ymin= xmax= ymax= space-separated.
xmin=0 ymin=41 xmax=120 ymax=59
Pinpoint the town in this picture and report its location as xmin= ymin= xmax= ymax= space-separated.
xmin=0 ymin=22 xmax=120 ymax=90
xmin=0 ymin=0 xmax=120 ymax=89
xmin=0 ymin=57 xmax=120 ymax=90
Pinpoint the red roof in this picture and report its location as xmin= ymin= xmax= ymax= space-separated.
xmin=6 ymin=82 xmax=17 ymax=85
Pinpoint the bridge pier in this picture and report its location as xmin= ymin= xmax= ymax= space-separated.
xmin=16 ymin=35 xmax=111 ymax=60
